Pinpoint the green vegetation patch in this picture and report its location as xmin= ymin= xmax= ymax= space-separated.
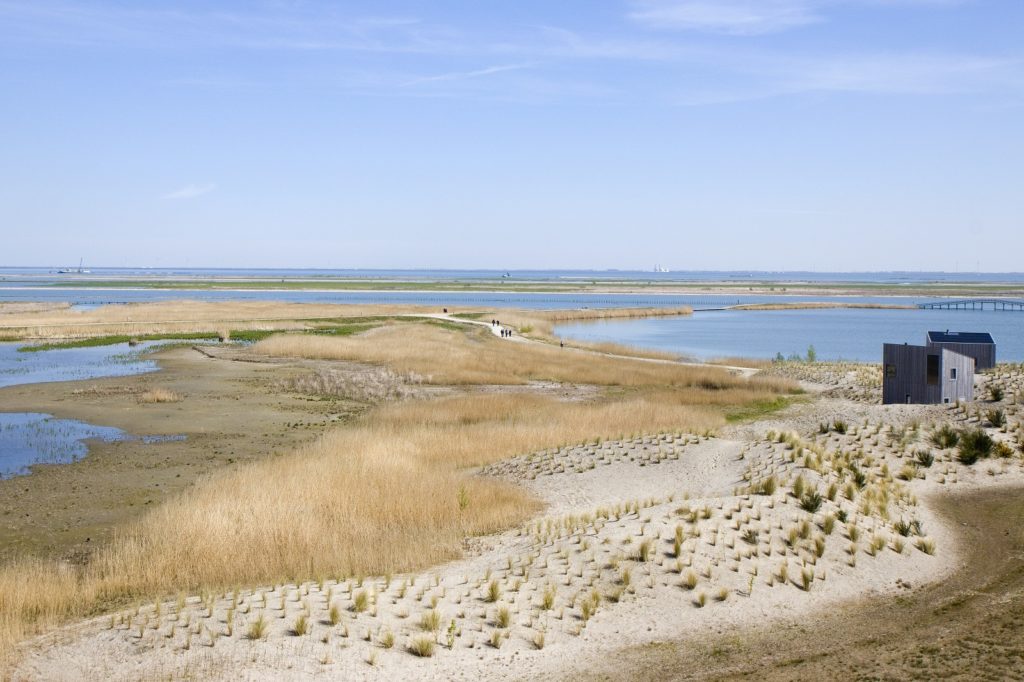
xmin=19 ymin=332 xmax=221 ymax=352
xmin=16 ymin=315 xmax=466 ymax=351
xmin=725 ymin=396 xmax=798 ymax=423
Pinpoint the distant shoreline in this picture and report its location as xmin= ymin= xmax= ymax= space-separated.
xmin=7 ymin=278 xmax=1024 ymax=298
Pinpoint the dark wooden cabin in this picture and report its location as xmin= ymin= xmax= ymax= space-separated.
xmin=882 ymin=343 xmax=975 ymax=405
xmin=926 ymin=331 xmax=996 ymax=371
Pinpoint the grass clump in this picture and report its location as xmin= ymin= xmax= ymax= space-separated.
xmin=541 ymin=584 xmax=556 ymax=611
xmin=247 ymin=613 xmax=268 ymax=640
xmin=751 ymin=476 xmax=777 ymax=496
xmin=987 ymin=409 xmax=1006 ymax=428
xmin=958 ymin=429 xmax=994 ymax=465
xmin=419 ymin=609 xmax=442 ymax=634
xmin=352 ymin=590 xmax=369 ymax=613
xmin=408 ymin=635 xmax=436 ymax=657
xmin=485 ymin=579 xmax=501 ymax=603
xmin=138 ymin=388 xmax=183 ymax=404
xmin=799 ymin=492 xmax=823 ymax=513
xmin=931 ymin=424 xmax=959 ymax=449
xmin=292 ymin=613 xmax=309 ymax=636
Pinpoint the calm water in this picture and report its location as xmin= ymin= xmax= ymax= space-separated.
xmin=0 ymin=413 xmax=126 ymax=478
xmin=1 ymin=286 xmax=928 ymax=310
xmin=0 ymin=341 xmax=162 ymax=389
xmin=2 ymin=266 xmax=1023 ymax=309
xmin=0 ymin=413 xmax=185 ymax=478
xmin=555 ymin=308 xmax=1024 ymax=362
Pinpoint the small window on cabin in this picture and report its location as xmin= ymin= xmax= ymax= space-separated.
xmin=944 ymin=397 xmax=951 ymax=404
xmin=926 ymin=354 xmax=939 ymax=386
xmin=885 ymin=364 xmax=896 ymax=378
xmin=950 ymin=368 xmax=957 ymax=380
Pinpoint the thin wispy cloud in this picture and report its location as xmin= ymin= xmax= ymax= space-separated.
xmin=629 ymin=0 xmax=821 ymax=35
xmin=628 ymin=0 xmax=969 ymax=35
xmin=401 ymin=63 xmax=534 ymax=87
xmin=673 ymin=51 xmax=1019 ymax=105
xmin=163 ymin=183 xmax=217 ymax=200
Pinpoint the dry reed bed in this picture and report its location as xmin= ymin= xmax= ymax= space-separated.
xmin=494 ymin=306 xmax=692 ymax=339
xmin=0 ymin=302 xmax=71 ymax=315
xmin=708 ymin=357 xmax=774 ymax=369
xmin=0 ymin=301 xmax=446 ymax=341
xmin=253 ymin=325 xmax=791 ymax=391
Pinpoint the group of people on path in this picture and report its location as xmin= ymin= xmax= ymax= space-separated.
xmin=490 ymin=319 xmax=513 ymax=338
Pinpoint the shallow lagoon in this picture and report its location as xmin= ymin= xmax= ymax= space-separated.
xmin=556 ymin=307 xmax=1024 ymax=362
xmin=0 ymin=413 xmax=125 ymax=478
xmin=0 ymin=412 xmax=187 ymax=479
xmin=0 ymin=341 xmax=163 ymax=389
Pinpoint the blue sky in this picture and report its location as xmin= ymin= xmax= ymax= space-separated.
xmin=1 ymin=0 xmax=1022 ymax=271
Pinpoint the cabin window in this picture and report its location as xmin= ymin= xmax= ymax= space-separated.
xmin=885 ymin=364 xmax=896 ymax=378
xmin=950 ymin=367 xmax=957 ymax=380
xmin=926 ymin=354 xmax=939 ymax=386
xmin=905 ymin=394 xmax=912 ymax=404
xmin=943 ymin=397 xmax=951 ymax=404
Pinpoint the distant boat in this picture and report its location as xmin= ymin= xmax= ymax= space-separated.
xmin=654 ymin=264 xmax=669 ymax=273
xmin=59 ymin=259 xmax=90 ymax=274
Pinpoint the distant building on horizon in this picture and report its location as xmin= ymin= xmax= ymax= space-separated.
xmin=881 ymin=330 xmax=994 ymax=405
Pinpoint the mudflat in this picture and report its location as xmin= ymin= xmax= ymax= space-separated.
xmin=0 ymin=346 xmax=356 ymax=561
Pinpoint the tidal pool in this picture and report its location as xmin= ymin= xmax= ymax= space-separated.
xmin=0 ymin=341 xmax=167 ymax=389
xmin=0 ymin=412 xmax=185 ymax=479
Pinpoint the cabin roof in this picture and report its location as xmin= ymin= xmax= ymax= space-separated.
xmin=927 ymin=331 xmax=995 ymax=345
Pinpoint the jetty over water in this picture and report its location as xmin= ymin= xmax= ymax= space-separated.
xmin=918 ymin=299 xmax=1024 ymax=312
